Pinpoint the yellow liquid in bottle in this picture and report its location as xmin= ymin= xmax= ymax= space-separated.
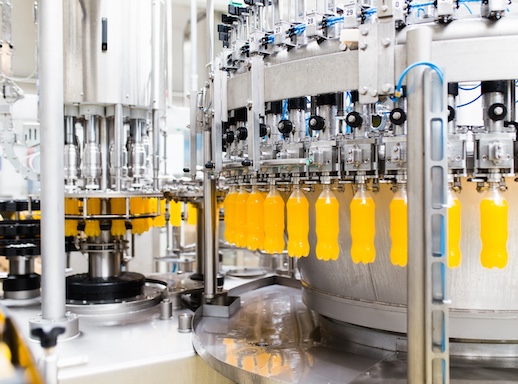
xmin=263 ymin=186 xmax=285 ymax=254
xmin=447 ymin=190 xmax=462 ymax=268
xmin=84 ymin=198 xmax=101 ymax=237
xmin=480 ymin=187 xmax=508 ymax=269
xmin=315 ymin=186 xmax=340 ymax=261
xmin=350 ymin=186 xmax=376 ymax=264
xmin=234 ymin=188 xmax=249 ymax=248
xmin=287 ymin=187 xmax=310 ymax=258
xmin=187 ymin=203 xmax=197 ymax=226
xmin=246 ymin=188 xmax=265 ymax=251
xmin=64 ymin=198 xmax=79 ymax=237
xmin=110 ymin=198 xmax=127 ymax=236
xmin=130 ymin=197 xmax=151 ymax=235
xmin=170 ymin=200 xmax=182 ymax=227
xmin=153 ymin=198 xmax=167 ymax=227
xmin=389 ymin=187 xmax=407 ymax=267
xmin=224 ymin=188 xmax=238 ymax=244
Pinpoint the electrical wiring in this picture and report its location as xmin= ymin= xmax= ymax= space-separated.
xmin=391 ymin=61 xmax=444 ymax=102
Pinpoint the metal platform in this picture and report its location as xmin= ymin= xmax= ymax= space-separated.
xmin=193 ymin=283 xmax=518 ymax=383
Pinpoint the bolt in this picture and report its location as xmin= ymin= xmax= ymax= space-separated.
xmin=482 ymin=155 xmax=488 ymax=161
xmin=494 ymin=106 xmax=504 ymax=116
xmin=369 ymin=89 xmax=378 ymax=97
xmin=360 ymin=28 xmax=369 ymax=36
xmin=246 ymin=99 xmax=253 ymax=109
xmin=359 ymin=41 xmax=368 ymax=50
xmin=382 ymin=83 xmax=392 ymax=93
xmin=455 ymin=155 xmax=461 ymax=161
xmin=360 ymin=87 xmax=368 ymax=95
xmin=392 ymin=111 xmax=401 ymax=120
xmin=381 ymin=4 xmax=388 ymax=11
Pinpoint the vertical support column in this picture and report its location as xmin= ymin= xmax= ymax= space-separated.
xmin=203 ymin=0 xmax=217 ymax=303
xmin=113 ymin=103 xmax=124 ymax=192
xmin=30 ymin=0 xmax=78 ymax=338
xmin=152 ymin=0 xmax=166 ymax=191
xmin=248 ymin=55 xmax=265 ymax=172
xmin=407 ymin=27 xmax=449 ymax=384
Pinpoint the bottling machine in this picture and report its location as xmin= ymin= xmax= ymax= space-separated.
xmin=2 ymin=0 xmax=518 ymax=383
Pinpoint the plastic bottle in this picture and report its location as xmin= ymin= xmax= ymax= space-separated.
xmin=287 ymin=186 xmax=310 ymax=258
xmin=64 ymin=198 xmax=79 ymax=237
xmin=447 ymin=189 xmax=462 ymax=268
xmin=234 ymin=187 xmax=249 ymax=248
xmin=130 ymin=197 xmax=151 ymax=235
xmin=110 ymin=198 xmax=127 ymax=236
xmin=187 ymin=203 xmax=197 ymax=226
xmin=153 ymin=198 xmax=167 ymax=228
xmin=84 ymin=198 xmax=101 ymax=237
xmin=170 ymin=200 xmax=182 ymax=227
xmin=224 ymin=187 xmax=238 ymax=244
xmin=480 ymin=185 xmax=508 ymax=269
xmin=315 ymin=185 xmax=340 ymax=261
xmin=350 ymin=185 xmax=376 ymax=264
xmin=246 ymin=186 xmax=265 ymax=251
xmin=389 ymin=185 xmax=407 ymax=267
xmin=263 ymin=185 xmax=285 ymax=254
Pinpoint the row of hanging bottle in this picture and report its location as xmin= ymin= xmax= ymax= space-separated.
xmin=223 ymin=182 xmax=509 ymax=269
xmin=64 ymin=197 xmax=199 ymax=237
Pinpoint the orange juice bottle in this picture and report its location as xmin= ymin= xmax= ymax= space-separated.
xmin=187 ymin=203 xmax=197 ymax=226
xmin=130 ymin=197 xmax=151 ymax=234
xmin=447 ymin=188 xmax=462 ymax=268
xmin=263 ymin=185 xmax=285 ymax=254
xmin=480 ymin=184 xmax=508 ymax=269
xmin=153 ymin=198 xmax=167 ymax=227
xmin=170 ymin=200 xmax=182 ymax=227
xmin=110 ymin=198 xmax=127 ymax=236
xmin=350 ymin=184 xmax=375 ymax=264
xmin=84 ymin=198 xmax=101 ymax=237
xmin=315 ymin=185 xmax=340 ymax=261
xmin=64 ymin=198 xmax=80 ymax=237
xmin=224 ymin=187 xmax=238 ymax=244
xmin=246 ymin=186 xmax=265 ymax=251
xmin=234 ymin=186 xmax=249 ymax=248
xmin=389 ymin=185 xmax=407 ymax=267
xmin=287 ymin=186 xmax=310 ymax=257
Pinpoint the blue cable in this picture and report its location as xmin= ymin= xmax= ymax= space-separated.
xmin=461 ymin=2 xmax=473 ymax=13
xmin=391 ymin=61 xmax=444 ymax=102
xmin=325 ymin=15 xmax=344 ymax=27
xmin=292 ymin=24 xmax=306 ymax=35
xmin=282 ymin=99 xmax=288 ymax=120
xmin=458 ymin=83 xmax=480 ymax=91
xmin=409 ymin=1 xmax=435 ymax=8
xmin=267 ymin=35 xmax=274 ymax=44
xmin=457 ymin=93 xmax=482 ymax=108
xmin=364 ymin=8 xmax=377 ymax=15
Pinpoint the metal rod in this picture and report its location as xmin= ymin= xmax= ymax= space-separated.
xmin=407 ymin=26 xmax=433 ymax=384
xmin=166 ymin=0 xmax=174 ymax=107
xmin=39 ymin=0 xmax=66 ymax=321
xmin=196 ymin=202 xmax=204 ymax=276
xmin=152 ymin=0 xmax=165 ymax=191
xmin=203 ymin=130 xmax=217 ymax=302
xmin=207 ymin=0 xmax=214 ymax=73
xmin=100 ymin=116 xmax=108 ymax=191
xmin=114 ymin=103 xmax=123 ymax=192
xmin=191 ymin=0 xmax=198 ymax=93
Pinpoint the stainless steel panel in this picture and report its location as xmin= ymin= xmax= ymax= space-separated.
xmin=64 ymin=0 xmax=153 ymax=107
xmin=298 ymin=178 xmax=518 ymax=339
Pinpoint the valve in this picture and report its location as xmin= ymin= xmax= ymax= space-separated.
xmin=346 ymin=111 xmax=363 ymax=128
xmin=309 ymin=115 xmax=325 ymax=131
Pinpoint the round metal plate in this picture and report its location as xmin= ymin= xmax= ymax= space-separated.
xmin=66 ymin=282 xmax=165 ymax=315
xmin=226 ymin=268 xmax=268 ymax=278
